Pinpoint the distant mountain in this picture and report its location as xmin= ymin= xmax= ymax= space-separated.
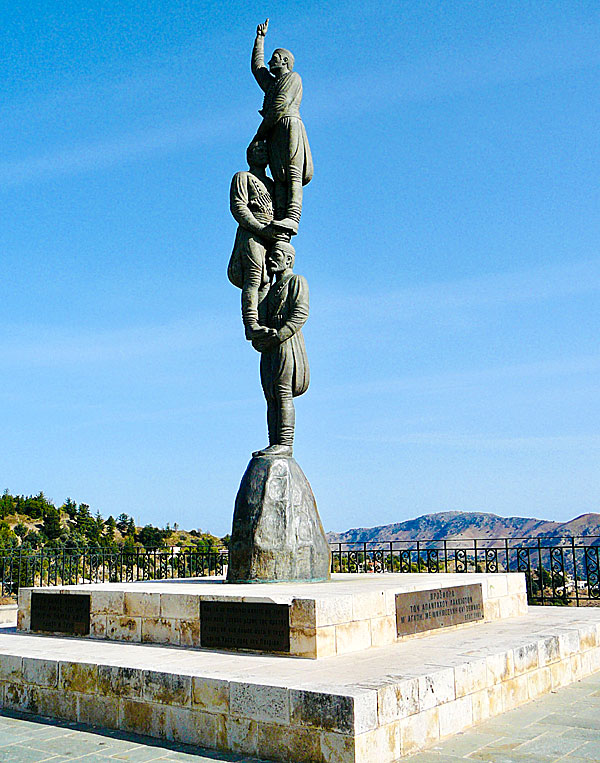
xmin=327 ymin=511 xmax=600 ymax=545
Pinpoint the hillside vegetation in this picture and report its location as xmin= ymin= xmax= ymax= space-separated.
xmin=0 ymin=490 xmax=225 ymax=553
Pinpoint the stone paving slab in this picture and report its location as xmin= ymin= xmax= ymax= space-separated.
xmin=407 ymin=669 xmax=600 ymax=761
xmin=0 ymin=709 xmax=270 ymax=761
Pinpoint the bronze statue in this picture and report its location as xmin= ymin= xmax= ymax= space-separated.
xmin=225 ymin=21 xmax=330 ymax=584
xmin=250 ymin=19 xmax=313 ymax=237
xmin=251 ymin=241 xmax=309 ymax=457
xmin=227 ymin=140 xmax=278 ymax=340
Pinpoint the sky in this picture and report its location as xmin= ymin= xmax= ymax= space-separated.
xmin=1 ymin=0 xmax=599 ymax=536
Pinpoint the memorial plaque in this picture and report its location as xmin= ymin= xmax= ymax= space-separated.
xmin=396 ymin=583 xmax=484 ymax=637
xmin=30 ymin=592 xmax=90 ymax=635
xmin=200 ymin=601 xmax=290 ymax=652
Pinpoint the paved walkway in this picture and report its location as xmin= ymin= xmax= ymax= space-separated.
xmin=2 ymin=670 xmax=600 ymax=762
xmin=408 ymin=669 xmax=600 ymax=762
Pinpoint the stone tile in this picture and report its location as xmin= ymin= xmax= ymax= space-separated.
xmin=335 ymin=619 xmax=371 ymax=654
xmin=124 ymin=592 xmax=161 ymax=618
xmin=191 ymin=677 xmax=229 ymax=714
xmin=290 ymin=688 xmax=355 ymax=734
xmin=351 ymin=590 xmax=387 ymax=620
xmin=143 ymin=670 xmax=191 ymax=707
xmin=513 ymin=642 xmax=538 ymax=676
xmin=319 ymin=729 xmax=355 ymax=762
xmin=121 ymin=698 xmax=168 ymax=739
xmin=77 ymin=693 xmax=119 ymax=728
xmin=22 ymin=657 xmax=58 ymax=688
xmin=501 ymin=673 xmax=529 ymax=711
xmin=289 ymin=598 xmax=315 ymax=630
xmin=289 ymin=626 xmax=316 ymax=658
xmin=370 ymin=615 xmax=397 ymax=647
xmin=160 ymin=594 xmax=198 ymax=620
xmin=225 ymin=715 xmax=258 ymax=756
xmin=486 ymin=650 xmax=514 ymax=684
xmin=90 ymin=613 xmax=107 ymax=638
xmin=485 ymin=577 xmax=508 ymax=599
xmin=537 ymin=635 xmax=560 ymax=666
xmin=141 ymin=618 xmax=179 ymax=645
xmin=527 ymin=666 xmax=552 ymax=700
xmin=377 ymin=676 xmax=420 ymax=724
xmin=32 ymin=687 xmax=78 ymax=722
xmin=230 ymin=682 xmax=289 ymax=725
xmin=98 ymin=665 xmax=144 ymax=698
xmin=315 ymin=596 xmax=353 ymax=627
xmin=454 ymin=658 xmax=487 ymax=698
xmin=91 ymin=590 xmax=124 ymax=615
xmin=0 ymin=654 xmax=23 ymax=683
xmin=59 ymin=661 xmax=98 ymax=694
xmin=400 ymin=706 xmax=440 ymax=756
xmin=419 ymin=668 xmax=455 ymax=711
xmin=315 ymin=625 xmax=337 ymax=658
xmin=550 ymin=657 xmax=573 ymax=690
xmin=176 ymin=619 xmax=201 ymax=648
xmin=106 ymin=615 xmax=141 ymax=642
xmin=559 ymin=629 xmax=581 ymax=658
xmin=438 ymin=695 xmax=473 ymax=738
xmin=355 ymin=721 xmax=400 ymax=763
xmin=257 ymin=721 xmax=322 ymax=762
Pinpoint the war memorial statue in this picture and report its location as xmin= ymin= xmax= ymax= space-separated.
xmin=226 ymin=20 xmax=330 ymax=583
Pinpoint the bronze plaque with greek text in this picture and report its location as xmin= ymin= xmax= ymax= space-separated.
xmin=30 ymin=592 xmax=90 ymax=635
xmin=396 ymin=583 xmax=484 ymax=636
xmin=200 ymin=601 xmax=290 ymax=652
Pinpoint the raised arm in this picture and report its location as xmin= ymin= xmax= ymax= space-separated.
xmin=252 ymin=19 xmax=275 ymax=92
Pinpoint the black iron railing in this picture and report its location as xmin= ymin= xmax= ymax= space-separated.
xmin=3 ymin=536 xmax=600 ymax=607
xmin=330 ymin=536 xmax=600 ymax=606
xmin=0 ymin=547 xmax=227 ymax=597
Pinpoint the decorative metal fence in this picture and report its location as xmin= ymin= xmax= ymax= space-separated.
xmin=0 ymin=547 xmax=228 ymax=597
xmin=330 ymin=536 xmax=600 ymax=606
xmin=3 ymin=536 xmax=600 ymax=607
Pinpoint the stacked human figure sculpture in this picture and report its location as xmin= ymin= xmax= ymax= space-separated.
xmin=228 ymin=19 xmax=312 ymax=459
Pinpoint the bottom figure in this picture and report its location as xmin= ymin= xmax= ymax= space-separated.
xmin=252 ymin=241 xmax=309 ymax=457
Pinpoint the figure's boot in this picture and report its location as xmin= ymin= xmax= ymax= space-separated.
xmin=241 ymin=286 xmax=259 ymax=339
xmin=272 ymin=180 xmax=300 ymax=237
xmin=252 ymin=402 xmax=280 ymax=457
xmin=278 ymin=400 xmax=295 ymax=449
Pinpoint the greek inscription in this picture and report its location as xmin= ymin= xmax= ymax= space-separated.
xmin=396 ymin=584 xmax=484 ymax=636
xmin=30 ymin=592 xmax=90 ymax=635
xmin=200 ymin=601 xmax=290 ymax=653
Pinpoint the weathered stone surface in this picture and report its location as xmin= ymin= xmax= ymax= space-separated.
xmin=227 ymin=455 xmax=330 ymax=583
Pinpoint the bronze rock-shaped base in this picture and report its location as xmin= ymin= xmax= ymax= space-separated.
xmin=227 ymin=455 xmax=331 ymax=583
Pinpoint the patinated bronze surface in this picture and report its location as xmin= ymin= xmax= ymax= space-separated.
xmin=395 ymin=584 xmax=484 ymax=636
xmin=200 ymin=601 xmax=290 ymax=652
xmin=226 ymin=20 xmax=329 ymax=583
xmin=30 ymin=592 xmax=90 ymax=635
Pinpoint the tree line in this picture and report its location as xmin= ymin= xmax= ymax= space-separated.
xmin=0 ymin=490 xmax=225 ymax=554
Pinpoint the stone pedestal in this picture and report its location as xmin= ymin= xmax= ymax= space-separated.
xmin=227 ymin=455 xmax=330 ymax=583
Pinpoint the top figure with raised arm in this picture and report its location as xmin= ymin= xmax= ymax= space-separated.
xmin=250 ymin=18 xmax=313 ymax=237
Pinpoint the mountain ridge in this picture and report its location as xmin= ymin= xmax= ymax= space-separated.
xmin=327 ymin=511 xmax=600 ymax=544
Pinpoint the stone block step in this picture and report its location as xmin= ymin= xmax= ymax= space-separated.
xmin=17 ymin=572 xmax=527 ymax=658
xmin=2 ymin=605 xmax=600 ymax=761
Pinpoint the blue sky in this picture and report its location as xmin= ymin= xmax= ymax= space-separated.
xmin=1 ymin=1 xmax=599 ymax=535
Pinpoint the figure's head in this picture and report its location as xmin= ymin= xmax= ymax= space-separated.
xmin=267 ymin=241 xmax=295 ymax=274
xmin=246 ymin=140 xmax=268 ymax=168
xmin=268 ymin=48 xmax=294 ymax=76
